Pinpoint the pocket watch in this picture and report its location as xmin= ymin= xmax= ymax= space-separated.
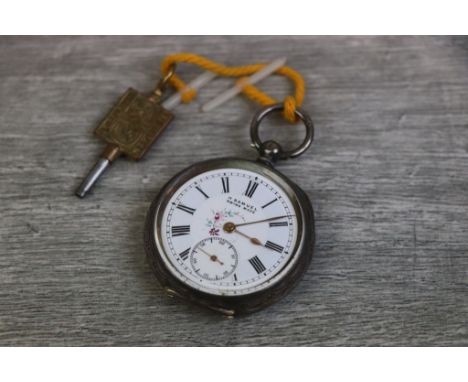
xmin=144 ymin=104 xmax=315 ymax=316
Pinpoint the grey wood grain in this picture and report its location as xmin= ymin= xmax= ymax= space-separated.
xmin=1 ymin=36 xmax=468 ymax=346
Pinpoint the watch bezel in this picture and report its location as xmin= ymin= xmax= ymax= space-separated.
xmin=144 ymin=157 xmax=314 ymax=315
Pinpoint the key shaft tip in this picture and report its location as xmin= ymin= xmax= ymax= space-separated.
xmin=75 ymin=158 xmax=110 ymax=198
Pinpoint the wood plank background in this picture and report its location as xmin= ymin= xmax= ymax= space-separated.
xmin=1 ymin=36 xmax=467 ymax=346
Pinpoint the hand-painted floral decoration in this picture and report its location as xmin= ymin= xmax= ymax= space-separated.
xmin=205 ymin=209 xmax=245 ymax=236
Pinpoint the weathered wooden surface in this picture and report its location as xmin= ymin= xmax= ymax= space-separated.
xmin=1 ymin=36 xmax=468 ymax=346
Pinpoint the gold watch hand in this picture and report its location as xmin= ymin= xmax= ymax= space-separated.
xmin=223 ymin=222 xmax=263 ymax=246
xmin=197 ymin=247 xmax=224 ymax=265
xmin=234 ymin=215 xmax=295 ymax=228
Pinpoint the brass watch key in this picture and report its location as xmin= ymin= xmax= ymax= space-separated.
xmin=75 ymin=67 xmax=175 ymax=198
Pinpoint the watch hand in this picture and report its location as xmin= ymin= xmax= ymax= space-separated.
xmin=234 ymin=215 xmax=295 ymax=228
xmin=223 ymin=222 xmax=263 ymax=246
xmin=197 ymin=247 xmax=224 ymax=265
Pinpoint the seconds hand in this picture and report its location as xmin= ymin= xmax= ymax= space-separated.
xmin=196 ymin=247 xmax=224 ymax=266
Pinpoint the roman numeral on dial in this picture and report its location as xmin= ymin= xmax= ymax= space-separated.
xmin=195 ymin=186 xmax=209 ymax=199
xmin=248 ymin=256 xmax=266 ymax=274
xmin=269 ymin=221 xmax=288 ymax=227
xmin=221 ymin=177 xmax=230 ymax=193
xmin=171 ymin=225 xmax=190 ymax=237
xmin=262 ymin=198 xmax=277 ymax=209
xmin=178 ymin=247 xmax=190 ymax=261
xmin=244 ymin=180 xmax=259 ymax=198
xmin=265 ymin=240 xmax=284 ymax=253
xmin=176 ymin=203 xmax=196 ymax=215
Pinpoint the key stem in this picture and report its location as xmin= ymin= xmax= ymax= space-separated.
xmin=75 ymin=144 xmax=121 ymax=198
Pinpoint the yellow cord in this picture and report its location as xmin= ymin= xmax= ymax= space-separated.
xmin=160 ymin=53 xmax=305 ymax=123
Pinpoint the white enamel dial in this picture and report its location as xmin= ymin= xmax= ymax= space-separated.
xmin=158 ymin=168 xmax=299 ymax=296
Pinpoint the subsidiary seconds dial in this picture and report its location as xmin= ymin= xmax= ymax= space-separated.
xmin=190 ymin=237 xmax=238 ymax=281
